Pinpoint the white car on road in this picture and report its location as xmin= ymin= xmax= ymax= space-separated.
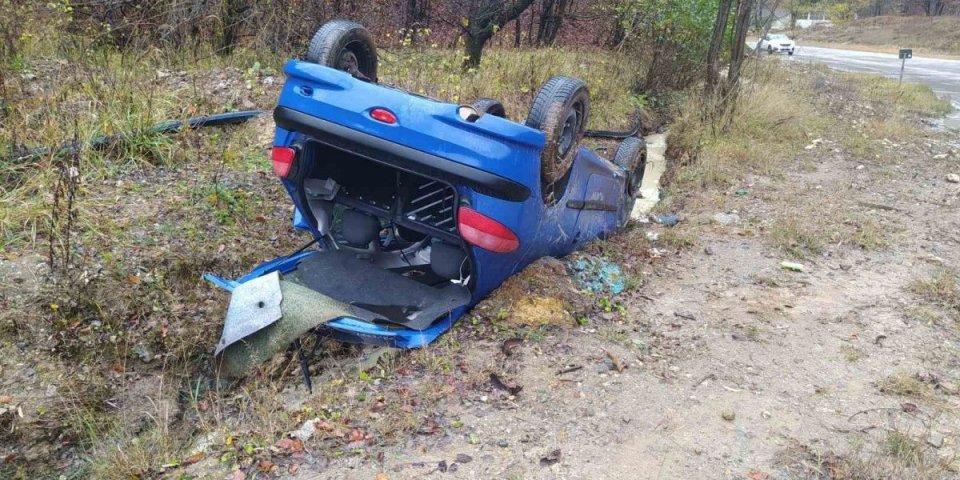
xmin=758 ymin=33 xmax=796 ymax=55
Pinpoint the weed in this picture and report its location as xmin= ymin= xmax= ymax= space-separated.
xmin=877 ymin=373 xmax=931 ymax=398
xmin=910 ymin=270 xmax=959 ymax=310
xmin=771 ymin=217 xmax=826 ymax=258
xmin=841 ymin=344 xmax=863 ymax=362
xmin=657 ymin=228 xmax=696 ymax=251
xmin=885 ymin=431 xmax=924 ymax=466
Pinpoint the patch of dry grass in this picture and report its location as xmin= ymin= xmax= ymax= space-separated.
xmin=911 ymin=270 xmax=959 ymax=309
xmin=769 ymin=212 xmax=889 ymax=259
xmin=379 ymin=46 xmax=644 ymax=130
xmin=666 ymin=62 xmax=827 ymax=191
xmin=841 ymin=73 xmax=953 ymax=118
xmin=778 ymin=437 xmax=954 ymax=480
xmin=877 ymin=373 xmax=932 ymax=398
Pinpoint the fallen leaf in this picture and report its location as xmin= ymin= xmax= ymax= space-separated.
xmin=287 ymin=463 xmax=300 ymax=475
xmin=316 ymin=420 xmax=334 ymax=431
xmin=228 ymin=470 xmax=245 ymax=480
xmin=748 ymin=470 xmax=770 ymax=480
xmin=258 ymin=460 xmax=275 ymax=472
xmin=375 ymin=474 xmax=389 ymax=480
xmin=275 ymin=437 xmax=304 ymax=454
xmin=347 ymin=428 xmax=365 ymax=443
xmin=606 ymin=350 xmax=625 ymax=373
xmin=901 ymin=402 xmax=919 ymax=414
xmin=127 ymin=274 xmax=141 ymax=284
xmin=182 ymin=451 xmax=205 ymax=466
xmin=0 ymin=395 xmax=12 ymax=404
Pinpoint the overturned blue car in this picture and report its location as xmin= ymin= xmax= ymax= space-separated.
xmin=205 ymin=20 xmax=646 ymax=379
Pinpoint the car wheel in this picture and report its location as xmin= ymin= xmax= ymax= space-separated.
xmin=307 ymin=20 xmax=378 ymax=82
xmin=526 ymin=76 xmax=590 ymax=202
xmin=767 ymin=45 xmax=773 ymax=54
xmin=788 ymin=49 xmax=795 ymax=56
xmin=613 ymin=136 xmax=646 ymax=217
xmin=472 ymin=98 xmax=507 ymax=118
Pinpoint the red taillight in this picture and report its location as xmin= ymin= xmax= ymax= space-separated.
xmin=370 ymin=108 xmax=397 ymax=124
xmin=457 ymin=207 xmax=519 ymax=253
xmin=271 ymin=146 xmax=296 ymax=177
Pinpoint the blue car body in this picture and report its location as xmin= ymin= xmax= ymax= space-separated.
xmin=207 ymin=60 xmax=632 ymax=352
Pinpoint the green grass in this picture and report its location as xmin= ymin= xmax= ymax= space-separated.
xmin=841 ymin=73 xmax=954 ymax=118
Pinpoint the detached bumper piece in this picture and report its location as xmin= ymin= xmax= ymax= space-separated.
xmin=208 ymin=250 xmax=470 ymax=384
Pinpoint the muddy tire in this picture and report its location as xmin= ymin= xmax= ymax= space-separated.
xmin=613 ymin=136 xmax=646 ymax=221
xmin=526 ymin=76 xmax=590 ymax=198
xmin=307 ymin=20 xmax=378 ymax=82
xmin=472 ymin=98 xmax=507 ymax=118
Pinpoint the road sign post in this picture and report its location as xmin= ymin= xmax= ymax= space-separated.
xmin=898 ymin=48 xmax=913 ymax=85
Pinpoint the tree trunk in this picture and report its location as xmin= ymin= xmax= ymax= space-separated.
xmin=727 ymin=0 xmax=754 ymax=87
xmin=463 ymin=32 xmax=490 ymax=69
xmin=514 ymin=15 xmax=522 ymax=47
xmin=461 ymin=0 xmax=536 ymax=70
xmin=706 ymin=0 xmax=734 ymax=94
xmin=538 ymin=0 xmax=569 ymax=46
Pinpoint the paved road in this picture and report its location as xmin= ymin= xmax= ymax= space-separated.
xmin=788 ymin=45 xmax=960 ymax=128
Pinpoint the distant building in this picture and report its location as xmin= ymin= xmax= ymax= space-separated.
xmin=759 ymin=7 xmax=833 ymax=30
xmin=795 ymin=12 xmax=832 ymax=29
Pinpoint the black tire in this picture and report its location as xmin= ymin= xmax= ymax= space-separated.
xmin=613 ymin=136 xmax=646 ymax=215
xmin=526 ymin=76 xmax=590 ymax=197
xmin=767 ymin=45 xmax=773 ymax=54
xmin=788 ymin=49 xmax=795 ymax=56
xmin=472 ymin=98 xmax=507 ymax=118
xmin=307 ymin=20 xmax=378 ymax=82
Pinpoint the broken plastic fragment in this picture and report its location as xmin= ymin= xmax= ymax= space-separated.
xmin=780 ymin=261 xmax=805 ymax=272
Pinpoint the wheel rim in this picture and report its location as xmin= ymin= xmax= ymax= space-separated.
xmin=336 ymin=49 xmax=360 ymax=75
xmin=630 ymin=160 xmax=645 ymax=196
xmin=557 ymin=99 xmax=584 ymax=161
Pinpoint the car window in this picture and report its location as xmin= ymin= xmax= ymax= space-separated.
xmin=771 ymin=34 xmax=788 ymax=40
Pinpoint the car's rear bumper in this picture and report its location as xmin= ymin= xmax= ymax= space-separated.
xmin=274 ymin=106 xmax=531 ymax=202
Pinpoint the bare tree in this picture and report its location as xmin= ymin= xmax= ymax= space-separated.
xmin=727 ymin=0 xmax=754 ymax=87
xmin=705 ymin=0 xmax=734 ymax=93
xmin=536 ymin=0 xmax=572 ymax=46
xmin=450 ymin=0 xmax=536 ymax=69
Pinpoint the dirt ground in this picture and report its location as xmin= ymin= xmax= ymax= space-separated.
xmin=2 ymin=61 xmax=959 ymax=479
